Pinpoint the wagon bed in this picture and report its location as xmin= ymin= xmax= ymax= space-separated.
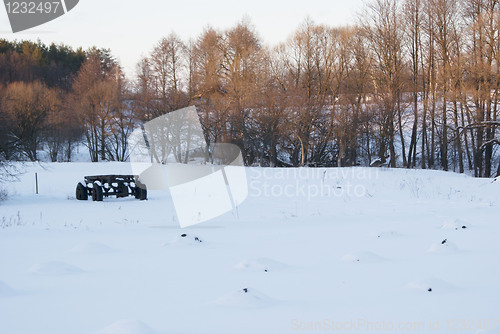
xmin=76 ymin=174 xmax=147 ymax=201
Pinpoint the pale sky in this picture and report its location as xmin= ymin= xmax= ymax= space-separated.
xmin=0 ymin=0 xmax=365 ymax=77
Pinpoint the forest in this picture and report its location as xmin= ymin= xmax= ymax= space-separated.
xmin=0 ymin=0 xmax=499 ymax=177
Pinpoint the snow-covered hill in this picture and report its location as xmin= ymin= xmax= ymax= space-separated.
xmin=0 ymin=163 xmax=499 ymax=334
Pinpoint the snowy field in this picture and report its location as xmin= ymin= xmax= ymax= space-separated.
xmin=0 ymin=162 xmax=499 ymax=334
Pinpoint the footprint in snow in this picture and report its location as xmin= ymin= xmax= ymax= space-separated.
xmin=234 ymin=258 xmax=291 ymax=273
xmin=211 ymin=287 xmax=278 ymax=308
xmin=28 ymin=261 xmax=85 ymax=275
xmin=70 ymin=242 xmax=115 ymax=254
xmin=427 ymin=240 xmax=459 ymax=254
xmin=375 ymin=231 xmax=404 ymax=238
xmin=404 ymin=278 xmax=457 ymax=293
xmin=0 ymin=280 xmax=17 ymax=297
xmin=90 ymin=319 xmax=156 ymax=334
xmin=341 ymin=251 xmax=386 ymax=263
xmin=441 ymin=219 xmax=469 ymax=231
xmin=163 ymin=233 xmax=204 ymax=246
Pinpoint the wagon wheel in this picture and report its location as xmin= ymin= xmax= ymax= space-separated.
xmin=134 ymin=181 xmax=147 ymax=200
xmin=76 ymin=183 xmax=88 ymax=200
xmin=92 ymin=184 xmax=104 ymax=202
xmin=117 ymin=182 xmax=127 ymax=198
xmin=139 ymin=187 xmax=147 ymax=201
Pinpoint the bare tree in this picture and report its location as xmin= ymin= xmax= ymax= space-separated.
xmin=190 ymin=27 xmax=228 ymax=148
xmin=219 ymin=20 xmax=263 ymax=164
xmin=149 ymin=33 xmax=188 ymax=117
xmin=3 ymin=81 xmax=59 ymax=161
xmin=404 ymin=0 xmax=424 ymax=168
xmin=343 ymin=28 xmax=375 ymax=166
xmin=362 ymin=0 xmax=405 ymax=167
xmin=462 ymin=0 xmax=500 ymax=176
xmin=72 ymin=49 xmax=123 ymax=161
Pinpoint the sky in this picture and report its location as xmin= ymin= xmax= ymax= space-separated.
xmin=0 ymin=0 xmax=365 ymax=78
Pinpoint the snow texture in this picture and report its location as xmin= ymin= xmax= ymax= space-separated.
xmin=0 ymin=162 xmax=499 ymax=334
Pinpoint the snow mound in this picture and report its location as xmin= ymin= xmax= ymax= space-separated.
xmin=164 ymin=233 xmax=204 ymax=246
xmin=341 ymin=251 xmax=386 ymax=263
xmin=427 ymin=240 xmax=459 ymax=254
xmin=0 ymin=280 xmax=16 ymax=297
xmin=234 ymin=258 xmax=290 ymax=272
xmin=404 ymin=278 xmax=457 ymax=293
xmin=441 ymin=218 xmax=469 ymax=230
xmin=28 ymin=261 xmax=85 ymax=275
xmin=70 ymin=242 xmax=115 ymax=254
xmin=212 ymin=287 xmax=277 ymax=308
xmin=91 ymin=320 xmax=155 ymax=334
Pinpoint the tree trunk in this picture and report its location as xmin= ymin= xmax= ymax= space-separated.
xmin=453 ymin=101 xmax=464 ymax=173
xmin=441 ymin=95 xmax=448 ymax=171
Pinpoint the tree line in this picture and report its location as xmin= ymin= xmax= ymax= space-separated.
xmin=0 ymin=41 xmax=125 ymax=162
xmin=1 ymin=0 xmax=499 ymax=177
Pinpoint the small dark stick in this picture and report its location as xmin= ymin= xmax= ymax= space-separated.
xmin=428 ymin=288 xmax=432 ymax=292
xmin=441 ymin=239 xmax=447 ymax=245
xmin=243 ymin=288 xmax=248 ymax=293
xmin=181 ymin=234 xmax=187 ymax=238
